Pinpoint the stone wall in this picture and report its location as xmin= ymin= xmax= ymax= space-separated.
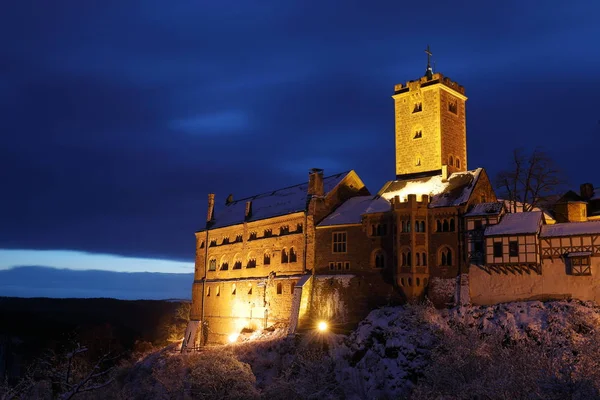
xmin=308 ymin=274 xmax=401 ymax=333
xmin=469 ymin=258 xmax=600 ymax=304
xmin=440 ymin=88 xmax=467 ymax=175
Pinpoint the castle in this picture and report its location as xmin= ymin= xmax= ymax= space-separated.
xmin=183 ymin=52 xmax=600 ymax=346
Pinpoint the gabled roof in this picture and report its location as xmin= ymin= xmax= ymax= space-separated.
xmin=379 ymin=168 xmax=482 ymax=208
xmin=207 ymin=171 xmax=350 ymax=230
xmin=558 ymin=190 xmax=584 ymax=203
xmin=485 ymin=211 xmax=543 ymax=236
xmin=540 ymin=221 xmax=600 ymax=237
xmin=465 ymin=202 xmax=504 ymax=217
xmin=318 ymin=196 xmax=391 ymax=227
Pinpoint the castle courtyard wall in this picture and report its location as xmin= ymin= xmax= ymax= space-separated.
xmin=469 ymin=258 xmax=600 ymax=305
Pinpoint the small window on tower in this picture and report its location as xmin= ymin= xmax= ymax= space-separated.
xmin=456 ymin=158 xmax=461 ymax=168
xmin=416 ymin=157 xmax=421 ymax=166
xmin=413 ymin=102 xmax=422 ymax=113
xmin=414 ymin=130 xmax=422 ymax=139
xmin=448 ymin=100 xmax=458 ymax=114
xmin=449 ymin=156 xmax=454 ymax=166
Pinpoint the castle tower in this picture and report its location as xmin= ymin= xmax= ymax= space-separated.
xmin=392 ymin=46 xmax=468 ymax=180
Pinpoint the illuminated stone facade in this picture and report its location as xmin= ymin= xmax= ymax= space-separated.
xmin=185 ymin=59 xmax=600 ymax=348
xmin=393 ymin=73 xmax=467 ymax=179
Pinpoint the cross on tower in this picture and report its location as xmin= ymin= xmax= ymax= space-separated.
xmin=425 ymin=45 xmax=432 ymax=68
xmin=424 ymin=45 xmax=433 ymax=79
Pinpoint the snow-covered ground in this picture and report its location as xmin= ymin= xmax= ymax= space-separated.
xmin=117 ymin=300 xmax=600 ymax=399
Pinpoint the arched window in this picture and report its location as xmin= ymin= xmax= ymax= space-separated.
xmin=281 ymin=249 xmax=288 ymax=263
xmin=415 ymin=221 xmax=420 ymax=232
xmin=209 ymin=259 xmax=217 ymax=271
xmin=437 ymin=220 xmax=442 ymax=232
xmin=289 ymin=247 xmax=297 ymax=263
xmin=247 ymin=258 xmax=256 ymax=268
xmin=420 ymin=221 xmax=425 ymax=232
xmin=407 ymin=251 xmax=412 ymax=266
xmin=439 ymin=247 xmax=453 ymax=266
xmin=450 ymin=218 xmax=456 ymax=232
xmin=443 ymin=220 xmax=449 ymax=232
xmin=220 ymin=261 xmax=229 ymax=270
xmin=401 ymin=221 xmax=406 ymax=233
xmin=456 ymin=158 xmax=461 ymax=168
xmin=449 ymin=155 xmax=454 ymax=166
xmin=375 ymin=251 xmax=385 ymax=269
xmin=206 ymin=286 xmax=211 ymax=296
xmin=416 ymin=253 xmax=421 ymax=266
xmin=401 ymin=253 xmax=407 ymax=266
xmin=407 ymin=222 xmax=411 ymax=232
xmin=276 ymin=282 xmax=282 ymax=295
xmin=264 ymin=253 xmax=271 ymax=265
xmin=422 ymin=252 xmax=427 ymax=266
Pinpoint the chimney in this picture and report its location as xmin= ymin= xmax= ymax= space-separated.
xmin=308 ymin=168 xmax=324 ymax=197
xmin=225 ymin=194 xmax=233 ymax=205
xmin=580 ymin=183 xmax=594 ymax=200
xmin=245 ymin=200 xmax=253 ymax=220
xmin=207 ymin=193 xmax=215 ymax=223
xmin=441 ymin=165 xmax=449 ymax=182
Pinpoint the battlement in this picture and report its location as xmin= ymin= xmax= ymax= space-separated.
xmin=394 ymin=73 xmax=465 ymax=96
xmin=392 ymin=194 xmax=430 ymax=209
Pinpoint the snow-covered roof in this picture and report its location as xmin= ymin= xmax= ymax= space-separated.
xmin=540 ymin=221 xmax=600 ymax=238
xmin=380 ymin=168 xmax=482 ymax=208
xmin=318 ymin=196 xmax=391 ymax=227
xmin=485 ymin=211 xmax=543 ymax=236
xmin=208 ymin=171 xmax=349 ymax=229
xmin=465 ymin=202 xmax=504 ymax=217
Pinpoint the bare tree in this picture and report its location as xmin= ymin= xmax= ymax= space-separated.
xmin=495 ymin=148 xmax=563 ymax=213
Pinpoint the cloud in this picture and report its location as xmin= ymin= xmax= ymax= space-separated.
xmin=170 ymin=111 xmax=250 ymax=135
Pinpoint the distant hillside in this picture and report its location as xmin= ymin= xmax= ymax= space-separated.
xmin=0 ymin=266 xmax=193 ymax=300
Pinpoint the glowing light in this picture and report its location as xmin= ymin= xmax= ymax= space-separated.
xmin=228 ymin=333 xmax=239 ymax=343
xmin=317 ymin=321 xmax=328 ymax=332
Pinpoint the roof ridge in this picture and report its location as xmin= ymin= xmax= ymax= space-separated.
xmin=228 ymin=170 xmax=351 ymax=205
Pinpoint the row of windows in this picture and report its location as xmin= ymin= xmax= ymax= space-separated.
xmin=329 ymin=261 xmax=350 ymax=271
xmin=206 ymin=282 xmax=295 ymax=297
xmin=399 ymin=276 xmax=428 ymax=287
xmin=204 ymin=224 xmax=304 ymax=248
xmin=400 ymin=220 xmax=426 ymax=233
xmin=400 ymin=251 xmax=428 ymax=266
xmin=411 ymin=101 xmax=458 ymax=115
xmin=448 ymin=155 xmax=461 ymax=168
xmin=370 ymin=224 xmax=388 ymax=237
xmin=493 ymin=242 xmax=518 ymax=258
xmin=208 ymin=248 xmax=298 ymax=271
xmin=436 ymin=219 xmax=456 ymax=232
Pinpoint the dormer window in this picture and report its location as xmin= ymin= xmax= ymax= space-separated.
xmin=413 ymin=102 xmax=422 ymax=113
xmin=414 ymin=130 xmax=422 ymax=139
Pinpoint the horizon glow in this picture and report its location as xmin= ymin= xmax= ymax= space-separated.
xmin=0 ymin=249 xmax=193 ymax=274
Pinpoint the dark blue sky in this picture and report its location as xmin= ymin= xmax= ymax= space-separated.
xmin=1 ymin=1 xmax=599 ymax=270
